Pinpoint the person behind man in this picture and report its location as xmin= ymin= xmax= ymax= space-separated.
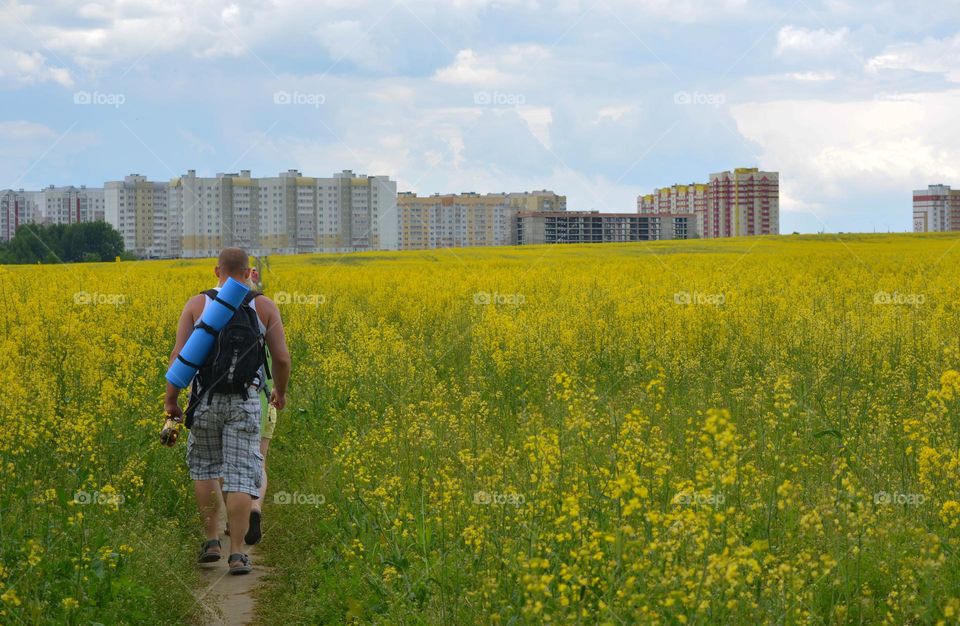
xmin=223 ymin=264 xmax=278 ymax=545
xmin=164 ymin=248 xmax=291 ymax=574
xmin=247 ymin=264 xmax=278 ymax=545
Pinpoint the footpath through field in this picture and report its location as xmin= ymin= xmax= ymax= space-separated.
xmin=195 ymin=523 xmax=271 ymax=624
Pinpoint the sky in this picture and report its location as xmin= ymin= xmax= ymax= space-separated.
xmin=1 ymin=0 xmax=959 ymax=234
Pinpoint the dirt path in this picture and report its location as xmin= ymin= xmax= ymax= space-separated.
xmin=196 ymin=531 xmax=271 ymax=625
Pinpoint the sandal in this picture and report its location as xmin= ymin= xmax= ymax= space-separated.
xmin=228 ymin=553 xmax=252 ymax=575
xmin=198 ymin=539 xmax=222 ymax=563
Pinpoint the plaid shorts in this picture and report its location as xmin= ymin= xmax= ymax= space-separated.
xmin=186 ymin=391 xmax=263 ymax=498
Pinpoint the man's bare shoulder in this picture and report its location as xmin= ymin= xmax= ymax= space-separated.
xmin=255 ymin=294 xmax=280 ymax=313
xmin=253 ymin=294 xmax=281 ymax=325
xmin=184 ymin=293 xmax=205 ymax=320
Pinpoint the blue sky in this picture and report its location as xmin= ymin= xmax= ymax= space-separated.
xmin=1 ymin=0 xmax=959 ymax=233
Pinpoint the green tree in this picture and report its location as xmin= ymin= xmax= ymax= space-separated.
xmin=0 ymin=222 xmax=124 ymax=264
xmin=61 ymin=221 xmax=124 ymax=262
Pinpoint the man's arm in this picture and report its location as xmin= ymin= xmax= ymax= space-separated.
xmin=259 ymin=297 xmax=291 ymax=409
xmin=164 ymin=295 xmax=204 ymax=417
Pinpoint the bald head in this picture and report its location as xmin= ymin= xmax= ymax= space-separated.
xmin=216 ymin=247 xmax=250 ymax=279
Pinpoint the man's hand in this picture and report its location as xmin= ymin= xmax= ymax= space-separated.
xmin=165 ymin=401 xmax=183 ymax=420
xmin=269 ymin=389 xmax=286 ymax=410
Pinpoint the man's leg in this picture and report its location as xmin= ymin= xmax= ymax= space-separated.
xmin=186 ymin=403 xmax=225 ymax=561
xmin=224 ymin=491 xmax=252 ymax=556
xmin=223 ymin=392 xmax=263 ymax=568
xmin=194 ymin=479 xmax=223 ymax=545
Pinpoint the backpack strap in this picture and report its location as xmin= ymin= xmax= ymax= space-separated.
xmin=244 ymin=292 xmax=272 ymax=380
xmin=244 ymin=291 xmax=272 ymax=380
xmin=262 ymin=347 xmax=272 ymax=381
xmin=200 ymin=288 xmax=255 ymax=314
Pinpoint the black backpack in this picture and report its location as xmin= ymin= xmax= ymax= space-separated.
xmin=185 ymin=290 xmax=269 ymax=427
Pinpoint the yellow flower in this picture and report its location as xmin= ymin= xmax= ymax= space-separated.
xmin=940 ymin=501 xmax=960 ymax=529
xmin=1 ymin=589 xmax=21 ymax=607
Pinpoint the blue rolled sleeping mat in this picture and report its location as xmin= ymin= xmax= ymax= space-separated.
xmin=165 ymin=277 xmax=251 ymax=388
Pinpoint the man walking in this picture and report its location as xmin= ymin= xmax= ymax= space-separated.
xmin=222 ymin=263 xmax=277 ymax=546
xmin=164 ymin=248 xmax=291 ymax=574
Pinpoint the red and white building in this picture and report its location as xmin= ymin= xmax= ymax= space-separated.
xmin=0 ymin=190 xmax=38 ymax=242
xmin=638 ymin=168 xmax=779 ymax=238
xmin=913 ymin=184 xmax=960 ymax=232
xmin=707 ymin=168 xmax=779 ymax=238
xmin=37 ymin=185 xmax=105 ymax=226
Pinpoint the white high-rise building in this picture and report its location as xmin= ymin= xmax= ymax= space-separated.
xmin=319 ymin=170 xmax=398 ymax=252
xmin=172 ymin=169 xmax=398 ymax=258
xmin=105 ymin=175 xmax=175 ymax=258
xmin=36 ymin=185 xmax=105 ymax=226
xmin=172 ymin=170 xmax=245 ymax=259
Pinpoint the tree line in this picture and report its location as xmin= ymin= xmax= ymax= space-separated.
xmin=0 ymin=222 xmax=128 ymax=264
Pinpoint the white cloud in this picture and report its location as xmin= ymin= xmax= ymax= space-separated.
xmin=433 ymin=46 xmax=550 ymax=86
xmin=178 ymin=129 xmax=216 ymax=155
xmin=315 ymin=20 xmax=386 ymax=71
xmin=559 ymin=0 xmax=748 ymax=22
xmin=0 ymin=49 xmax=73 ymax=87
xmin=776 ymin=25 xmax=852 ymax=57
xmin=515 ymin=106 xmax=553 ymax=149
xmin=368 ymin=84 xmax=417 ymax=103
xmin=783 ymin=71 xmax=838 ymax=81
xmin=731 ymin=92 xmax=960 ymax=203
xmin=433 ymin=49 xmax=510 ymax=85
xmin=591 ymin=105 xmax=635 ymax=125
xmin=866 ymin=33 xmax=960 ymax=82
xmin=0 ymin=121 xmax=58 ymax=142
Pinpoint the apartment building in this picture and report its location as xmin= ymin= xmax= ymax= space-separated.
xmin=913 ymin=184 xmax=960 ymax=232
xmin=707 ymin=168 xmax=779 ymax=237
xmin=1 ymin=185 xmax=105 ymax=242
xmin=397 ymin=190 xmax=565 ymax=249
xmin=638 ymin=183 xmax=708 ymax=237
xmin=105 ymin=175 xmax=177 ymax=258
xmin=317 ymin=170 xmax=398 ymax=252
xmin=172 ymin=169 xmax=397 ymax=258
xmin=516 ymin=211 xmax=694 ymax=245
xmin=638 ymin=168 xmax=779 ymax=238
xmin=35 ymin=185 xmax=105 ymax=226
xmin=0 ymin=190 xmax=39 ymax=242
